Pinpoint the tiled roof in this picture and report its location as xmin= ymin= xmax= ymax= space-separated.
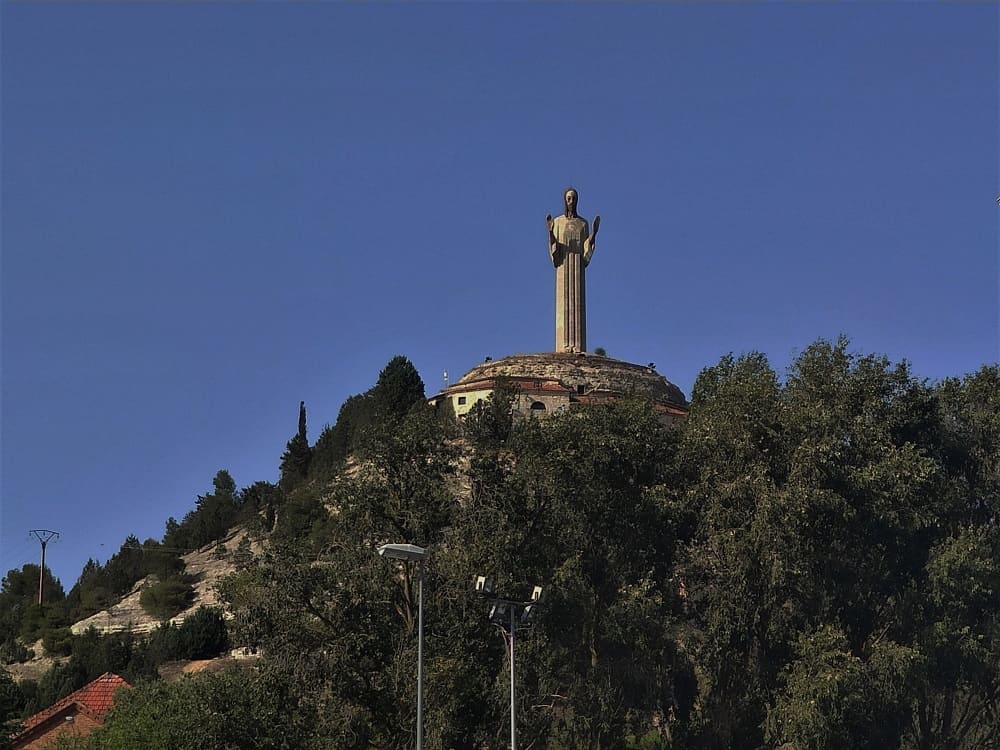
xmin=536 ymin=380 xmax=572 ymax=392
xmin=432 ymin=375 xmax=573 ymax=398
xmin=19 ymin=672 xmax=130 ymax=734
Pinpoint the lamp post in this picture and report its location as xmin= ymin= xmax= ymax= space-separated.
xmin=474 ymin=577 xmax=544 ymax=750
xmin=378 ymin=543 xmax=428 ymax=750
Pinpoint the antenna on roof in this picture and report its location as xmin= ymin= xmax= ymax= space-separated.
xmin=443 ymin=370 xmax=449 ymax=388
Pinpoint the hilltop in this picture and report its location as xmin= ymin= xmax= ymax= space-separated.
xmin=3 ymin=347 xmax=999 ymax=750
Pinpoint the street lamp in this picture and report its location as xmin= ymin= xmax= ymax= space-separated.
xmin=475 ymin=576 xmax=544 ymax=750
xmin=378 ymin=543 xmax=429 ymax=750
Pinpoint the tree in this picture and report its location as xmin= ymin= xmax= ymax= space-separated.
xmin=462 ymin=377 xmax=518 ymax=452
xmin=237 ymin=480 xmax=283 ymax=533
xmin=0 ymin=667 xmax=24 ymax=749
xmin=279 ymin=401 xmax=312 ymax=491
xmin=176 ymin=606 xmax=229 ymax=660
xmin=675 ymin=342 xmax=1000 ymax=749
xmin=64 ymin=559 xmax=112 ymax=622
xmin=349 ymin=404 xmax=458 ymax=547
xmin=163 ymin=470 xmax=240 ymax=551
xmin=1 ymin=564 xmax=66 ymax=647
xmin=371 ymin=355 xmax=425 ymax=421
xmin=904 ymin=526 xmax=1000 ymax=748
xmin=143 ymin=606 xmax=229 ymax=663
xmin=309 ymin=393 xmax=374 ymax=477
xmin=84 ymin=668 xmax=319 ymax=750
xmin=669 ymin=350 xmax=785 ymax=748
xmin=309 ymin=357 xmax=427 ymax=481
xmin=767 ymin=626 xmax=921 ymax=750
xmin=101 ymin=536 xmax=146 ymax=597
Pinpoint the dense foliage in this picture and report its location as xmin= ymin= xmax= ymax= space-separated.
xmin=73 ymin=667 xmax=318 ymax=750
xmin=0 ymin=668 xmax=23 ymax=750
xmin=6 ymin=347 xmax=999 ymax=749
xmin=205 ymin=340 xmax=1000 ymax=748
xmin=163 ymin=470 xmax=243 ymax=552
xmin=0 ymin=565 xmax=65 ymax=658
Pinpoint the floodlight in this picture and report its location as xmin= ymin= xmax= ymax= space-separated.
xmin=377 ymin=543 xmax=428 ymax=562
xmin=489 ymin=602 xmax=509 ymax=625
xmin=474 ymin=575 xmax=494 ymax=594
xmin=521 ymin=604 xmax=535 ymax=625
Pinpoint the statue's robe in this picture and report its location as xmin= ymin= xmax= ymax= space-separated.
xmin=550 ymin=214 xmax=595 ymax=353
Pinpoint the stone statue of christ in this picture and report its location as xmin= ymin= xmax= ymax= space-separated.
xmin=547 ymin=187 xmax=600 ymax=353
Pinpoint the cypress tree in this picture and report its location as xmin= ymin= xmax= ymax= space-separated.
xmin=280 ymin=401 xmax=312 ymax=490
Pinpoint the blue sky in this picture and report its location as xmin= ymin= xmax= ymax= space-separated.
xmin=2 ymin=3 xmax=997 ymax=589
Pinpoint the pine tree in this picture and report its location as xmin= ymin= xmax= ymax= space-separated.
xmin=371 ymin=355 xmax=425 ymax=421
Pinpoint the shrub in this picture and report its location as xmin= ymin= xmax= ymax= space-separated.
xmin=145 ymin=607 xmax=228 ymax=662
xmin=139 ymin=577 xmax=194 ymax=621
xmin=143 ymin=623 xmax=182 ymax=666
xmin=178 ymin=607 xmax=229 ymax=660
xmin=0 ymin=639 xmax=31 ymax=665
xmin=41 ymin=627 xmax=74 ymax=657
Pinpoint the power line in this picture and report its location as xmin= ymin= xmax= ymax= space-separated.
xmin=111 ymin=544 xmax=202 ymax=553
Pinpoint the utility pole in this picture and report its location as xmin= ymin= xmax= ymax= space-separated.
xmin=509 ymin=605 xmax=517 ymax=750
xmin=28 ymin=530 xmax=59 ymax=606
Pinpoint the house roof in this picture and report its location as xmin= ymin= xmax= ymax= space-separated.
xmin=17 ymin=672 xmax=130 ymax=736
xmin=435 ymin=375 xmax=573 ymax=398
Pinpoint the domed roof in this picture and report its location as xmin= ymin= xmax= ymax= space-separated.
xmin=456 ymin=352 xmax=687 ymax=408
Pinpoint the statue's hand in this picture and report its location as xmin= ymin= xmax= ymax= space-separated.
xmin=546 ymin=214 xmax=554 ymax=232
xmin=592 ymin=215 xmax=601 ymax=236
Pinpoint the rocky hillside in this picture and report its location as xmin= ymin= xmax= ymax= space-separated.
xmin=70 ymin=526 xmax=256 ymax=637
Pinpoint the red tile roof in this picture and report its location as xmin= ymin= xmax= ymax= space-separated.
xmin=19 ymin=672 xmax=130 ymax=734
xmin=433 ymin=376 xmax=572 ymax=398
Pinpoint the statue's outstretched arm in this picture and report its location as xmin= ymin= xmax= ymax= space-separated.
xmin=547 ymin=214 xmax=561 ymax=267
xmin=584 ymin=214 xmax=600 ymax=266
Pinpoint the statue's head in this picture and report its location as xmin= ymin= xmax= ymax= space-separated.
xmin=563 ymin=187 xmax=578 ymax=217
